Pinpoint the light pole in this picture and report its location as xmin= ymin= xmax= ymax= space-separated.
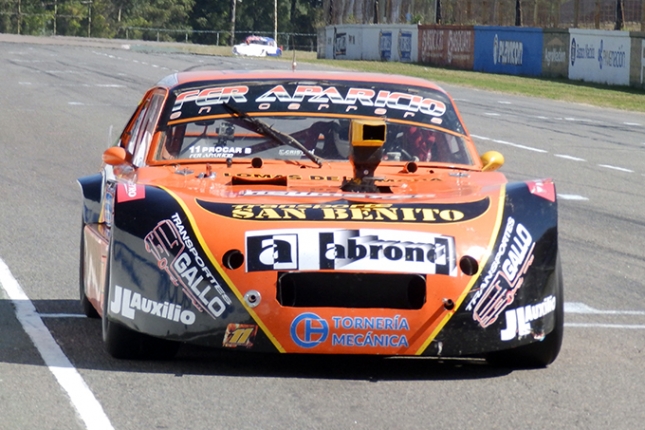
xmin=274 ymin=0 xmax=277 ymax=42
xmin=80 ymin=1 xmax=92 ymax=37
xmin=231 ymin=0 xmax=236 ymax=46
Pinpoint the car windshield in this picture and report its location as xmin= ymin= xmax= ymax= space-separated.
xmin=155 ymin=80 xmax=474 ymax=165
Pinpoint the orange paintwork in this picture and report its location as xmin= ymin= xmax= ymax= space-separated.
xmin=131 ymin=161 xmax=507 ymax=355
xmin=88 ymin=70 xmax=510 ymax=355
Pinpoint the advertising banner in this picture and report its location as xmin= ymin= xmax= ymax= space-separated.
xmin=418 ymin=25 xmax=475 ymax=70
xmin=542 ymin=29 xmax=569 ymax=78
xmin=324 ymin=25 xmax=417 ymax=62
xmin=628 ymin=34 xmax=645 ymax=88
xmin=474 ymin=26 xmax=544 ymax=77
xmin=568 ymin=29 xmax=630 ymax=86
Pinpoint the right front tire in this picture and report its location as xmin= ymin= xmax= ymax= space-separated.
xmin=485 ymin=253 xmax=564 ymax=368
xmin=79 ymin=224 xmax=100 ymax=319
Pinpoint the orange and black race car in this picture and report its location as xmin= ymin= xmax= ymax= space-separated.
xmin=78 ymin=70 xmax=562 ymax=367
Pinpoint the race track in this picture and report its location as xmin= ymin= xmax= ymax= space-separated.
xmin=1 ymin=34 xmax=644 ymax=430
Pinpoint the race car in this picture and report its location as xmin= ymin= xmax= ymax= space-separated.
xmin=78 ymin=70 xmax=563 ymax=367
xmin=232 ymin=36 xmax=282 ymax=57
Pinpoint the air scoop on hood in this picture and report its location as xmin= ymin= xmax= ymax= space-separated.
xmin=341 ymin=119 xmax=390 ymax=194
xmin=231 ymin=175 xmax=288 ymax=186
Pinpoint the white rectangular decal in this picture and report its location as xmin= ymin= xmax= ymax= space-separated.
xmin=245 ymin=228 xmax=456 ymax=276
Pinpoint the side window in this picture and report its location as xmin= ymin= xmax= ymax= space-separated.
xmin=123 ymin=99 xmax=149 ymax=155
xmin=132 ymin=92 xmax=165 ymax=167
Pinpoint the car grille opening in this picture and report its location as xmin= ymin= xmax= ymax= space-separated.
xmin=277 ymin=272 xmax=426 ymax=309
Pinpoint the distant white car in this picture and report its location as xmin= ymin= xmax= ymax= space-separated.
xmin=233 ymin=36 xmax=282 ymax=57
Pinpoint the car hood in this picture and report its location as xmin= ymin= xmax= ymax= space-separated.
xmin=133 ymin=162 xmax=508 ymax=267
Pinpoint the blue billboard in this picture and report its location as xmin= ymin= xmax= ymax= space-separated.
xmin=474 ymin=27 xmax=543 ymax=76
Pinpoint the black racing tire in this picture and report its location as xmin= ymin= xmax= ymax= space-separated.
xmin=485 ymin=253 xmax=564 ymax=368
xmin=79 ymin=224 xmax=100 ymax=319
xmin=102 ymin=238 xmax=181 ymax=360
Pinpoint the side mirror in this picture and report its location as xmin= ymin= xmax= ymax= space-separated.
xmin=480 ymin=151 xmax=504 ymax=172
xmin=103 ymin=146 xmax=131 ymax=166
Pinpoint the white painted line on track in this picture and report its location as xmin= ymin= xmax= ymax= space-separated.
xmin=557 ymin=194 xmax=589 ymax=201
xmin=565 ymin=323 xmax=645 ymax=329
xmin=492 ymin=139 xmax=547 ymax=153
xmin=598 ymin=164 xmax=634 ymax=173
xmin=470 ymin=134 xmax=548 ymax=153
xmin=39 ymin=313 xmax=88 ymax=318
xmin=0 ymin=258 xmax=114 ymax=430
xmin=554 ymin=154 xmax=586 ymax=162
xmin=565 ymin=302 xmax=645 ymax=315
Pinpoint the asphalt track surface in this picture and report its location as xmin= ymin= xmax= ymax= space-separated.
xmin=1 ymin=34 xmax=644 ymax=430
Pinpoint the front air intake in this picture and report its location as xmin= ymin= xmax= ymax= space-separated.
xmin=277 ymin=272 xmax=426 ymax=309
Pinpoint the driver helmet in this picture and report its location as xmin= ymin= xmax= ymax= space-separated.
xmin=405 ymin=126 xmax=437 ymax=162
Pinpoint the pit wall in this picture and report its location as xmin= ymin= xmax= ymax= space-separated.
xmin=319 ymin=25 xmax=645 ymax=90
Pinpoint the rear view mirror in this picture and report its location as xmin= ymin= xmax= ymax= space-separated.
xmin=103 ymin=147 xmax=131 ymax=166
xmin=480 ymin=151 xmax=504 ymax=172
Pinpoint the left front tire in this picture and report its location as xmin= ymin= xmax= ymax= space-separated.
xmin=102 ymin=237 xmax=180 ymax=360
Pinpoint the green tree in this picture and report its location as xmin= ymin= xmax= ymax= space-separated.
xmin=190 ymin=0 xmax=231 ymax=45
xmin=121 ymin=0 xmax=195 ymax=41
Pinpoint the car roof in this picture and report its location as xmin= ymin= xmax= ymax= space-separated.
xmin=157 ymin=70 xmax=447 ymax=94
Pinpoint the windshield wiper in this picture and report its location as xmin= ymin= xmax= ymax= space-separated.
xmin=223 ymin=103 xmax=323 ymax=168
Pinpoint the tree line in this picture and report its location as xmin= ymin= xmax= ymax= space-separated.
xmin=0 ymin=0 xmax=323 ymax=46
xmin=1 ymin=0 xmax=638 ymax=47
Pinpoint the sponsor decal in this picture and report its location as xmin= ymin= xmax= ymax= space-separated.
xmin=223 ymin=323 xmax=258 ymax=348
xmin=291 ymin=312 xmax=329 ymax=348
xmin=544 ymin=48 xmax=566 ymax=66
xmin=420 ymin=29 xmax=443 ymax=62
xmin=334 ymin=31 xmax=346 ymax=57
xmin=197 ymin=198 xmax=489 ymax=224
xmin=597 ymin=39 xmax=626 ymax=70
xmin=500 ymin=295 xmax=556 ymax=341
xmin=398 ymin=31 xmax=412 ymax=62
xmin=379 ymin=30 xmax=392 ymax=61
xmin=447 ymin=30 xmax=471 ymax=64
xmin=290 ymin=313 xmax=410 ymax=349
xmin=246 ymin=234 xmax=298 ymax=271
xmin=173 ymin=85 xmax=249 ymax=111
xmin=570 ymin=37 xmax=596 ymax=67
xmin=254 ymin=85 xmax=446 ymax=118
xmin=144 ymin=214 xmax=233 ymax=320
xmin=109 ymin=285 xmax=196 ymax=325
xmin=222 ymin=173 xmax=444 ymax=184
xmin=278 ymin=149 xmax=307 ymax=156
xmin=239 ymin=189 xmax=443 ymax=198
xmin=246 ymin=229 xmax=456 ymax=276
xmin=526 ymin=179 xmax=556 ymax=202
xmin=493 ymin=34 xmax=523 ymax=66
xmin=103 ymin=182 xmax=115 ymax=226
xmin=116 ymin=183 xmax=145 ymax=203
xmin=465 ymin=217 xmax=535 ymax=328
xmin=186 ymin=145 xmax=252 ymax=159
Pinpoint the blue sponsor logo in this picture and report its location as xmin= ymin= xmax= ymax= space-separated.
xmin=290 ymin=313 xmax=329 ymax=348
xmin=380 ymin=31 xmax=392 ymax=61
